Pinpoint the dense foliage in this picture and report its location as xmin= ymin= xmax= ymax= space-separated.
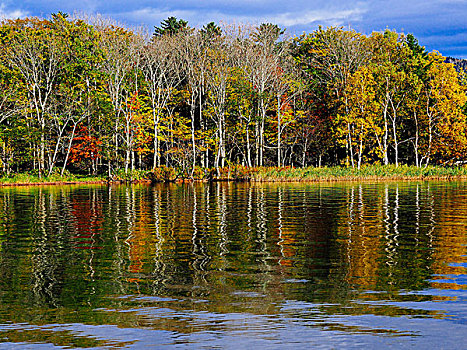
xmin=0 ymin=14 xmax=466 ymax=178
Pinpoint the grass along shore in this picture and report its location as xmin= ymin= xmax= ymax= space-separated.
xmin=246 ymin=164 xmax=467 ymax=182
xmin=0 ymin=171 xmax=107 ymax=186
xmin=1 ymin=165 xmax=467 ymax=186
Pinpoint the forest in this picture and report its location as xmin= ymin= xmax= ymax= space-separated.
xmin=0 ymin=13 xmax=466 ymax=179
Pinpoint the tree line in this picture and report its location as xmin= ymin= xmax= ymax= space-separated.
xmin=0 ymin=13 xmax=466 ymax=177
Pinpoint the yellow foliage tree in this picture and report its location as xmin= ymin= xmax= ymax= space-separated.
xmin=338 ymin=66 xmax=380 ymax=168
xmin=423 ymin=52 xmax=467 ymax=165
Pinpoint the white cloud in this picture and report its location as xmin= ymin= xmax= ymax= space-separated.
xmin=117 ymin=4 xmax=367 ymax=30
xmin=0 ymin=3 xmax=28 ymax=19
xmin=270 ymin=7 xmax=367 ymax=27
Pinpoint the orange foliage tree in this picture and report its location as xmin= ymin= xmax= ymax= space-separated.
xmin=69 ymin=126 xmax=102 ymax=174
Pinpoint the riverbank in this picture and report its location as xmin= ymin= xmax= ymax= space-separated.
xmin=1 ymin=165 xmax=467 ymax=186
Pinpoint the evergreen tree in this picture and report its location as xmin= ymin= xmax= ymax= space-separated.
xmin=154 ymin=16 xmax=188 ymax=37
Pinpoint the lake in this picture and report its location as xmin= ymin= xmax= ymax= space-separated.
xmin=0 ymin=181 xmax=465 ymax=349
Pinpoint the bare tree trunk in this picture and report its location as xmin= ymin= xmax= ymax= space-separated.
xmin=259 ymin=101 xmax=266 ymax=167
xmin=347 ymin=123 xmax=355 ymax=168
xmin=125 ymin=117 xmax=131 ymax=174
xmin=246 ymin=122 xmax=252 ymax=167
xmin=413 ymin=112 xmax=420 ymax=168
xmin=40 ymin=127 xmax=45 ymax=178
xmin=153 ymin=108 xmax=160 ymax=169
xmin=277 ymin=95 xmax=281 ymax=167
xmin=358 ymin=136 xmax=363 ymax=169
xmin=392 ymin=114 xmax=398 ymax=167
xmin=191 ymin=108 xmax=196 ymax=177
xmin=302 ymin=139 xmax=308 ymax=167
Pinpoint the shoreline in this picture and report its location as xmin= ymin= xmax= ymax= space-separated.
xmin=1 ymin=175 xmax=467 ymax=187
xmin=0 ymin=180 xmax=108 ymax=187
xmin=1 ymin=165 xmax=467 ymax=186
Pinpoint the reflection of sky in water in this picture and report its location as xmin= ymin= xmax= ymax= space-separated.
xmin=431 ymin=274 xmax=467 ymax=286
xmin=1 ymin=299 xmax=466 ymax=349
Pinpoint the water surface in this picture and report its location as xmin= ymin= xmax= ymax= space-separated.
xmin=0 ymin=181 xmax=465 ymax=348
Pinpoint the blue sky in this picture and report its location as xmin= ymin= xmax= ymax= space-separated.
xmin=1 ymin=0 xmax=466 ymax=58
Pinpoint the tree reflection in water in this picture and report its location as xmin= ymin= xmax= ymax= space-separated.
xmin=0 ymin=182 xmax=465 ymax=347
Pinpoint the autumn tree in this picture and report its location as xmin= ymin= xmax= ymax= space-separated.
xmin=237 ymin=23 xmax=285 ymax=166
xmin=423 ymin=52 xmax=467 ymax=165
xmin=179 ymin=29 xmax=208 ymax=175
xmin=338 ymin=66 xmax=379 ymax=168
xmin=293 ymin=27 xmax=369 ymax=166
xmin=97 ymin=20 xmax=144 ymax=174
xmin=142 ymin=32 xmax=183 ymax=168
xmin=5 ymin=16 xmax=66 ymax=176
xmin=271 ymin=52 xmax=304 ymax=167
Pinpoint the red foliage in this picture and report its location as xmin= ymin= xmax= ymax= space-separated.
xmin=127 ymin=91 xmax=141 ymax=111
xmin=69 ymin=125 xmax=102 ymax=164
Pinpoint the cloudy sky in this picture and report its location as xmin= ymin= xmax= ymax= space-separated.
xmin=1 ymin=0 xmax=466 ymax=58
